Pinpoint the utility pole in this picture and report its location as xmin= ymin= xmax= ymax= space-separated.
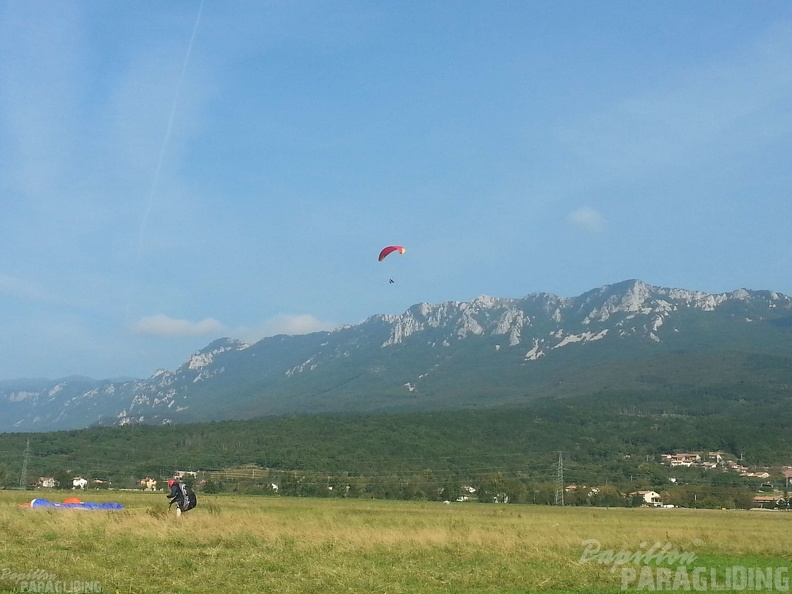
xmin=554 ymin=451 xmax=564 ymax=506
xmin=19 ymin=439 xmax=30 ymax=490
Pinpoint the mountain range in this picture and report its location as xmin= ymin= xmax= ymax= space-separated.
xmin=2 ymin=279 xmax=791 ymax=433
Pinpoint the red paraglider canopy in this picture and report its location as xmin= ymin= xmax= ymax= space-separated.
xmin=378 ymin=245 xmax=405 ymax=261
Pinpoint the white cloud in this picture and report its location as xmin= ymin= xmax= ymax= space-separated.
xmin=236 ymin=314 xmax=338 ymax=342
xmin=131 ymin=314 xmax=224 ymax=337
xmin=131 ymin=313 xmax=338 ymax=341
xmin=567 ymin=207 xmax=605 ymax=234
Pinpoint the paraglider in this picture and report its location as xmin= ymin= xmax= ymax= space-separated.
xmin=378 ymin=245 xmax=405 ymax=284
xmin=377 ymin=245 xmax=406 ymax=284
xmin=20 ymin=497 xmax=123 ymax=510
xmin=378 ymin=245 xmax=405 ymax=261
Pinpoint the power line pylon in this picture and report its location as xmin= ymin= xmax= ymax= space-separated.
xmin=554 ymin=451 xmax=564 ymax=506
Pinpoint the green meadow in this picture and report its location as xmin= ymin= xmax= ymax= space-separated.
xmin=0 ymin=490 xmax=790 ymax=594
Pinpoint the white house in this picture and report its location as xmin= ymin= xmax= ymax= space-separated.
xmin=457 ymin=486 xmax=477 ymax=502
xmin=630 ymin=490 xmax=662 ymax=507
xmin=139 ymin=478 xmax=157 ymax=491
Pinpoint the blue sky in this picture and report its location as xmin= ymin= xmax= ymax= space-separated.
xmin=1 ymin=1 xmax=791 ymax=380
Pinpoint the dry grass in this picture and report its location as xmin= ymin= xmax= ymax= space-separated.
xmin=0 ymin=490 xmax=790 ymax=593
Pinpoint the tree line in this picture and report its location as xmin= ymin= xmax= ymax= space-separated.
xmin=0 ymin=383 xmax=789 ymax=509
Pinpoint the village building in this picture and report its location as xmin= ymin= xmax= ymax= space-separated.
xmin=752 ymin=495 xmax=786 ymax=510
xmin=630 ymin=490 xmax=662 ymax=507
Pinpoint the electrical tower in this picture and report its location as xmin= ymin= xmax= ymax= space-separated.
xmin=19 ymin=439 xmax=30 ymax=490
xmin=554 ymin=451 xmax=564 ymax=505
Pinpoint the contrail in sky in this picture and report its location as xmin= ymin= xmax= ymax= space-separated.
xmin=126 ymin=1 xmax=204 ymax=325
xmin=135 ymin=0 xmax=204 ymax=265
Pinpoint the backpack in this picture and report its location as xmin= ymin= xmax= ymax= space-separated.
xmin=179 ymin=483 xmax=198 ymax=512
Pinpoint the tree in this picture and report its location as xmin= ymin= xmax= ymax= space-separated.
xmin=590 ymin=485 xmax=624 ymax=507
xmin=533 ymin=482 xmax=556 ymax=505
xmin=53 ymin=469 xmax=72 ymax=490
xmin=202 ymin=479 xmax=222 ymax=494
xmin=439 ymin=479 xmax=461 ymax=502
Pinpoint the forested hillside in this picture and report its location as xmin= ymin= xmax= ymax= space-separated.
xmin=2 ymin=374 xmax=789 ymax=508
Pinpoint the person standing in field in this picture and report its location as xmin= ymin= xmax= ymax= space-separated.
xmin=167 ymin=478 xmax=197 ymax=516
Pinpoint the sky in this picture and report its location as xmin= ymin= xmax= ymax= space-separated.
xmin=1 ymin=1 xmax=791 ymax=381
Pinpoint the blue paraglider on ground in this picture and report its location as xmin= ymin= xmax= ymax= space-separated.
xmin=23 ymin=498 xmax=124 ymax=510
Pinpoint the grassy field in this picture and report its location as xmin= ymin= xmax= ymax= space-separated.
xmin=0 ymin=490 xmax=790 ymax=594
